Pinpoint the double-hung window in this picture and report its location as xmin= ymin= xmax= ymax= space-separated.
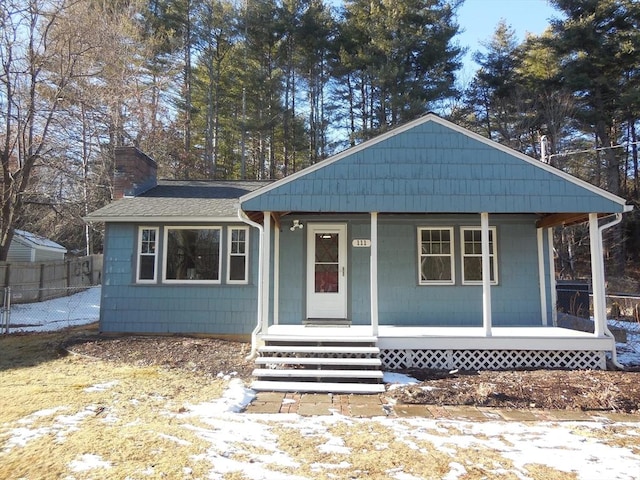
xmin=461 ymin=227 xmax=498 ymax=284
xmin=164 ymin=227 xmax=221 ymax=283
xmin=137 ymin=227 xmax=159 ymax=282
xmin=418 ymin=227 xmax=455 ymax=284
xmin=227 ymin=226 xmax=249 ymax=283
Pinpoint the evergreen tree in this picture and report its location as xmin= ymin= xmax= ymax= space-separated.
xmin=337 ymin=0 xmax=463 ymax=140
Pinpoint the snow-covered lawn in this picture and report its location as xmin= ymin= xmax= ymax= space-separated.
xmin=4 ymin=375 xmax=639 ymax=479
xmin=3 ymin=286 xmax=100 ymax=333
xmin=1 ymin=289 xmax=639 ymax=478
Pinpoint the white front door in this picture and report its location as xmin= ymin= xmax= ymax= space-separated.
xmin=306 ymin=224 xmax=347 ymax=319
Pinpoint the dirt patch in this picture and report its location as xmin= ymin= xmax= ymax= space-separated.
xmin=60 ymin=325 xmax=640 ymax=413
xmin=388 ymin=368 xmax=640 ymax=413
xmin=62 ymin=325 xmax=254 ymax=380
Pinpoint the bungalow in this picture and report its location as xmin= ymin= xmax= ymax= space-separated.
xmin=86 ymin=115 xmax=631 ymax=393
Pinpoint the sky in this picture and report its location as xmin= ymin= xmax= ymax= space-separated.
xmin=456 ymin=0 xmax=561 ymax=78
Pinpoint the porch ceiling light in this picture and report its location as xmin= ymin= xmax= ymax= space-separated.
xmin=290 ymin=219 xmax=303 ymax=231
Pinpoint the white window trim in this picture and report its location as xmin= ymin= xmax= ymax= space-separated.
xmin=227 ymin=226 xmax=249 ymax=284
xmin=162 ymin=226 xmax=222 ymax=284
xmin=461 ymin=226 xmax=498 ymax=285
xmin=417 ymin=227 xmax=455 ymax=285
xmin=137 ymin=226 xmax=159 ymax=283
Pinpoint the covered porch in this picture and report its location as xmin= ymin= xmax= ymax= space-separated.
xmin=246 ymin=210 xmax=622 ymax=362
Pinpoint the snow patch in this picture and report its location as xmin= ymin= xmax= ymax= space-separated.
xmin=68 ymin=453 xmax=112 ymax=472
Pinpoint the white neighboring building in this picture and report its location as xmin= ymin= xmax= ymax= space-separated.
xmin=7 ymin=230 xmax=67 ymax=262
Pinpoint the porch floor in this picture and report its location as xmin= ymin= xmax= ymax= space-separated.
xmin=264 ymin=324 xmax=614 ymax=351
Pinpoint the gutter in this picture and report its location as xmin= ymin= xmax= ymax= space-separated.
xmin=598 ymin=213 xmax=625 ymax=369
xmin=237 ymin=208 xmax=263 ymax=360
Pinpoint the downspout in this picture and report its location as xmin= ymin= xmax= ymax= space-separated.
xmin=597 ymin=213 xmax=624 ymax=369
xmin=238 ymin=208 xmax=263 ymax=360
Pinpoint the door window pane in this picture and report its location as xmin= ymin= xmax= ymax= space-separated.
xmin=315 ymin=233 xmax=339 ymax=293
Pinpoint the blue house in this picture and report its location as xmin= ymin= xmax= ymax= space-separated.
xmin=87 ymin=115 xmax=631 ymax=393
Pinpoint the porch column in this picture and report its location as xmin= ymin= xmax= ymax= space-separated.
xmin=537 ymin=228 xmax=548 ymax=326
xmin=262 ymin=211 xmax=271 ymax=333
xmin=370 ymin=212 xmax=379 ymax=336
xmin=548 ymin=227 xmax=558 ymax=326
xmin=481 ymin=212 xmax=492 ymax=336
xmin=273 ymin=224 xmax=280 ymax=325
xmin=589 ymin=213 xmax=606 ymax=337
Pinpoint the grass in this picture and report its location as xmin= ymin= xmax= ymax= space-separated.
xmin=0 ymin=326 xmax=225 ymax=479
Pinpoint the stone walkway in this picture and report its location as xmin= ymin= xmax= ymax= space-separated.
xmin=245 ymin=392 xmax=640 ymax=422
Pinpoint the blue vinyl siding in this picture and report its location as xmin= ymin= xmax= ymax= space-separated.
xmin=100 ymin=223 xmax=258 ymax=335
xmin=242 ymin=119 xmax=625 ymax=214
xmin=276 ymin=214 xmax=543 ymax=327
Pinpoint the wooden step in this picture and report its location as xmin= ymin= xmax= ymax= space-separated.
xmin=255 ymin=356 xmax=382 ymax=366
xmin=252 ymin=368 xmax=384 ymax=379
xmin=258 ymin=345 xmax=379 ymax=355
xmin=251 ymin=380 xmax=386 ymax=394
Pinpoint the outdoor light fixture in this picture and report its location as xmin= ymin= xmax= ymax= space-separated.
xmin=290 ymin=219 xmax=303 ymax=231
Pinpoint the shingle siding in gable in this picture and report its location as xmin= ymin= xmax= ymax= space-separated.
xmin=242 ymin=118 xmax=625 ymax=214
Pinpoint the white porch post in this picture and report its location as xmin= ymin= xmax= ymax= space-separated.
xmin=481 ymin=212 xmax=492 ymax=336
xmin=537 ymin=228 xmax=548 ymax=326
xmin=262 ymin=211 xmax=271 ymax=333
xmin=370 ymin=212 xmax=379 ymax=336
xmin=273 ymin=224 xmax=280 ymax=325
xmin=589 ymin=213 xmax=606 ymax=337
xmin=548 ymin=227 xmax=558 ymax=326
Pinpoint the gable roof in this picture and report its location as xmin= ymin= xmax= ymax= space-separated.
xmin=86 ymin=180 xmax=271 ymax=223
xmin=240 ymin=114 xmax=629 ymax=219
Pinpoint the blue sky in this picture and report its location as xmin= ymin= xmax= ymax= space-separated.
xmin=456 ymin=0 xmax=561 ymax=77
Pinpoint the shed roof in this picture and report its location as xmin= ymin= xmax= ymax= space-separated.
xmin=13 ymin=229 xmax=67 ymax=253
xmin=85 ymin=180 xmax=271 ymax=222
xmin=240 ymin=114 xmax=629 ymax=224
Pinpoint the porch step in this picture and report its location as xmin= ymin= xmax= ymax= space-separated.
xmin=252 ymin=333 xmax=385 ymax=394
xmin=260 ymin=335 xmax=378 ymax=344
xmin=258 ymin=345 xmax=379 ymax=355
xmin=250 ymin=380 xmax=386 ymax=394
xmin=255 ymin=356 xmax=382 ymax=367
xmin=252 ymin=368 xmax=384 ymax=379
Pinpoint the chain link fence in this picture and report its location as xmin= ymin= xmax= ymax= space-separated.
xmin=2 ymin=285 xmax=101 ymax=334
xmin=605 ymin=294 xmax=640 ymax=366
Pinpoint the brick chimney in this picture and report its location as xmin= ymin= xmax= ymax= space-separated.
xmin=113 ymin=147 xmax=157 ymax=200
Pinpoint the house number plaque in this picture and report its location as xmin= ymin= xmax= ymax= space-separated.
xmin=352 ymin=239 xmax=371 ymax=247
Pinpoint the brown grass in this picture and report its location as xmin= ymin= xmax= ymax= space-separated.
xmin=0 ymin=326 xmax=225 ymax=479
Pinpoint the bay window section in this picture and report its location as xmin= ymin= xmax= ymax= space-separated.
xmin=418 ymin=227 xmax=454 ymax=284
xmin=164 ymin=227 xmax=221 ymax=283
xmin=227 ymin=227 xmax=249 ymax=283
xmin=137 ymin=227 xmax=158 ymax=283
xmin=461 ymin=227 xmax=498 ymax=285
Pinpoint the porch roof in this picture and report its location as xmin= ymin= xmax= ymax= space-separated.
xmin=240 ymin=115 xmax=629 ymax=225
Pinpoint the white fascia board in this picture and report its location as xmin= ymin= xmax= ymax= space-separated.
xmin=36 ymin=244 xmax=67 ymax=253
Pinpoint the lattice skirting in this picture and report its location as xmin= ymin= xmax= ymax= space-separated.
xmin=380 ymin=349 xmax=607 ymax=370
